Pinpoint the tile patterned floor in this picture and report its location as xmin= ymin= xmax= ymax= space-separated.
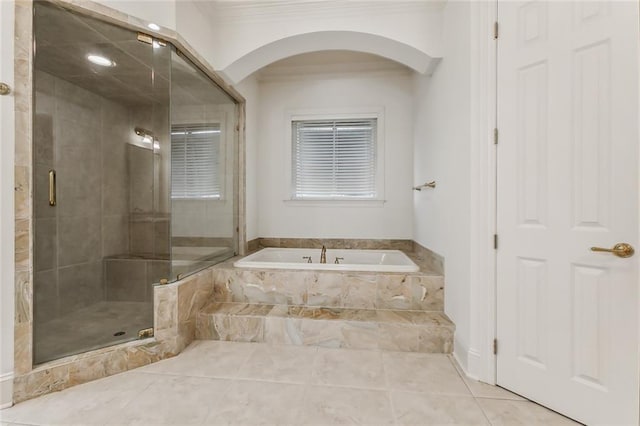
xmin=0 ymin=341 xmax=580 ymax=425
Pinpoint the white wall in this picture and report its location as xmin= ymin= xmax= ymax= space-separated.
xmin=235 ymin=75 xmax=260 ymax=241
xmin=174 ymin=1 xmax=217 ymax=69
xmin=0 ymin=0 xmax=15 ymax=409
xmin=412 ymin=2 xmax=473 ymax=371
xmin=94 ymin=0 xmax=176 ymax=29
xmin=257 ymin=71 xmax=414 ymax=239
xmin=207 ymin=1 xmax=444 ymax=81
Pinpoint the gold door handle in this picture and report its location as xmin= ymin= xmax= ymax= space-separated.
xmin=48 ymin=169 xmax=56 ymax=206
xmin=590 ymin=243 xmax=634 ymax=258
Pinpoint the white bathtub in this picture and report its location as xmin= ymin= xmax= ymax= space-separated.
xmin=234 ymin=248 xmax=419 ymax=273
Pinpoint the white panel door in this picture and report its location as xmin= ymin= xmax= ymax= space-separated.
xmin=496 ymin=1 xmax=639 ymax=424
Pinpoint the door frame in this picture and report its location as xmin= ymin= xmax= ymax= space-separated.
xmin=463 ymin=0 xmax=498 ymax=385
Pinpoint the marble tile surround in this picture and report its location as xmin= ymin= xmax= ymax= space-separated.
xmin=196 ymin=303 xmax=454 ymax=353
xmin=257 ymin=237 xmax=414 ymax=252
xmin=196 ymin=247 xmax=450 ymax=354
xmin=211 ymin=265 xmax=444 ymax=311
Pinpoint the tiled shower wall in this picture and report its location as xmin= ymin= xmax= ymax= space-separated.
xmin=33 ymin=70 xmax=131 ymax=323
xmin=127 ymin=105 xmax=170 ymax=259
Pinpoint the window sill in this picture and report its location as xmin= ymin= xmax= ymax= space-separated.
xmin=172 ymin=197 xmax=226 ymax=203
xmin=283 ymin=199 xmax=386 ymax=207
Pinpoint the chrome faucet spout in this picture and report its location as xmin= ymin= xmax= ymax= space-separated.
xmin=320 ymin=245 xmax=327 ymax=264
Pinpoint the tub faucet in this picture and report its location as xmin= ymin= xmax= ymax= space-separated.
xmin=320 ymin=245 xmax=327 ymax=264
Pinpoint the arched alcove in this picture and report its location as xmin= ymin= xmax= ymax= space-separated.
xmin=220 ymin=30 xmax=441 ymax=84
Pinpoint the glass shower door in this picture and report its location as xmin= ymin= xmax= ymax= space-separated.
xmin=32 ymin=2 xmax=171 ymax=364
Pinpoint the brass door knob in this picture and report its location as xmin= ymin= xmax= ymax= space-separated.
xmin=590 ymin=243 xmax=635 ymax=258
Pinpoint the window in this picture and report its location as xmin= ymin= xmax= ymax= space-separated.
xmin=171 ymin=123 xmax=221 ymax=199
xmin=291 ymin=118 xmax=378 ymax=200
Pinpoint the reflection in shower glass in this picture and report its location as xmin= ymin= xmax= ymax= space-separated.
xmin=169 ymin=52 xmax=238 ymax=280
xmin=32 ymin=2 xmax=170 ymax=364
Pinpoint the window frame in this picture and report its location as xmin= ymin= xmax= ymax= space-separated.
xmin=284 ymin=107 xmax=386 ymax=204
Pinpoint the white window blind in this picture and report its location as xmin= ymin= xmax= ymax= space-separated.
xmin=292 ymin=118 xmax=377 ymax=199
xmin=171 ymin=123 xmax=221 ymax=199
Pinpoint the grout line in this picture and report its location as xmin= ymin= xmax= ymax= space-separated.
xmin=444 ymin=355 xmax=503 ymax=425
xmin=446 ymin=354 xmax=476 ymax=395
xmin=475 ymin=398 xmax=495 ymax=426
xmin=381 ymin=350 xmax=400 ymax=426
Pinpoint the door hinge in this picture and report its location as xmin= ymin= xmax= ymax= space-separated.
xmin=493 ymin=22 xmax=499 ymax=39
xmin=138 ymin=327 xmax=154 ymax=339
xmin=137 ymin=33 xmax=166 ymax=47
xmin=137 ymin=33 xmax=153 ymax=45
xmin=493 ymin=338 xmax=498 ymax=355
xmin=493 ymin=128 xmax=498 ymax=145
xmin=493 ymin=234 xmax=498 ymax=250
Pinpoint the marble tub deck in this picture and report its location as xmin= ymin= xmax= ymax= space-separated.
xmin=0 ymin=341 xmax=579 ymax=425
xmin=196 ymin=302 xmax=455 ymax=353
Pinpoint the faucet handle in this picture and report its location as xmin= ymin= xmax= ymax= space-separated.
xmin=334 ymin=257 xmax=344 ymax=264
xmin=302 ymin=256 xmax=312 ymax=263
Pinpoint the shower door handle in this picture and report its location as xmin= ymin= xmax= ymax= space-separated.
xmin=48 ymin=169 xmax=56 ymax=206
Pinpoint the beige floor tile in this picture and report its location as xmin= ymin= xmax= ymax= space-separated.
xmin=477 ymin=398 xmax=581 ymax=426
xmin=312 ymin=347 xmax=387 ymax=389
xmin=0 ymin=371 xmax=157 ymax=425
xmin=136 ymin=340 xmax=257 ymax=378
xmin=236 ymin=344 xmax=317 ymax=383
xmin=391 ymin=391 xmax=489 ymax=425
xmin=2 ymin=342 xmax=587 ymax=426
xmin=301 ymin=385 xmax=395 ymax=425
xmin=206 ymin=380 xmax=305 ymax=425
xmin=383 ymin=351 xmax=471 ymax=395
xmin=106 ymin=374 xmax=231 ymax=425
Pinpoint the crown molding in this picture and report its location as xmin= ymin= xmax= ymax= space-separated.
xmin=203 ymin=0 xmax=446 ymax=24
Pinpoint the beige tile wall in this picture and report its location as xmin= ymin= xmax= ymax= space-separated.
xmin=33 ymin=71 xmax=132 ymax=324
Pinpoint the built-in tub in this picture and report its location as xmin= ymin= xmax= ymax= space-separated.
xmin=234 ymin=247 xmax=419 ymax=273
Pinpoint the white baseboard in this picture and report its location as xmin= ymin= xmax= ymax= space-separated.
xmin=0 ymin=371 xmax=13 ymax=409
xmin=453 ymin=335 xmax=469 ymax=375
xmin=453 ymin=337 xmax=485 ymax=382
xmin=466 ymin=347 xmax=482 ymax=381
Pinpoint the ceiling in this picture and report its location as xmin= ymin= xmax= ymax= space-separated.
xmin=34 ymin=2 xmax=233 ymax=108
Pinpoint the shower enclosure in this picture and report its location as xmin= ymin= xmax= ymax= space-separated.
xmin=32 ymin=2 xmax=238 ymax=364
